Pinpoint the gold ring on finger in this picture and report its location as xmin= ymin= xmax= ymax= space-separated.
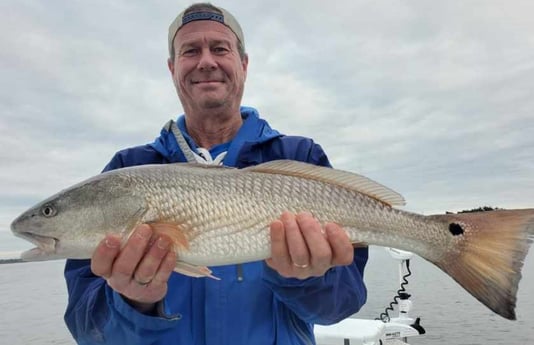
xmin=134 ymin=278 xmax=152 ymax=286
xmin=292 ymin=262 xmax=309 ymax=269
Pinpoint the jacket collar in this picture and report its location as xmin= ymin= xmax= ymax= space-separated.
xmin=149 ymin=106 xmax=282 ymax=165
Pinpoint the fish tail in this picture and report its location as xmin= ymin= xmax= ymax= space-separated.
xmin=431 ymin=209 xmax=534 ymax=320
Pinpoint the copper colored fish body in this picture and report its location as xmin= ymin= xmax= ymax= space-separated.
xmin=10 ymin=160 xmax=534 ymax=320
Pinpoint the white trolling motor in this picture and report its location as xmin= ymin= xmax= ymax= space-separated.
xmin=315 ymin=247 xmax=425 ymax=345
xmin=380 ymin=248 xmax=426 ymax=343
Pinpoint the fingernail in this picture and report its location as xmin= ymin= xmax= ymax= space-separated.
xmin=105 ymin=238 xmax=118 ymax=248
xmin=281 ymin=211 xmax=294 ymax=221
xmin=157 ymin=236 xmax=171 ymax=250
xmin=325 ymin=223 xmax=337 ymax=236
xmin=137 ymin=225 xmax=152 ymax=239
xmin=298 ymin=211 xmax=313 ymax=218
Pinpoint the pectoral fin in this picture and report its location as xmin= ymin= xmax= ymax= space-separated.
xmin=148 ymin=222 xmax=219 ymax=280
xmin=148 ymin=222 xmax=189 ymax=252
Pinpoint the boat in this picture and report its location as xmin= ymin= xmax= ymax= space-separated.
xmin=314 ymin=248 xmax=426 ymax=345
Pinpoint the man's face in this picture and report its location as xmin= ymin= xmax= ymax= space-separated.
xmin=168 ymin=20 xmax=248 ymax=113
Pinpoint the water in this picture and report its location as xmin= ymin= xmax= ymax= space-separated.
xmin=358 ymin=249 xmax=534 ymax=345
xmin=0 ymin=260 xmax=73 ymax=344
xmin=0 ymin=243 xmax=532 ymax=344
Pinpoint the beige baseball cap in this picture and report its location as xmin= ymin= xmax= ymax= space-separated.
xmin=168 ymin=5 xmax=245 ymax=56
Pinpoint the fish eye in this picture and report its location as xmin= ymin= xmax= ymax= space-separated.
xmin=41 ymin=204 xmax=57 ymax=218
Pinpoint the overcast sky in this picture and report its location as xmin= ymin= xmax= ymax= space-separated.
xmin=1 ymin=0 xmax=534 ymax=239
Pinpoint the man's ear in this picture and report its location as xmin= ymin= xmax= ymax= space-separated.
xmin=167 ymin=57 xmax=175 ymax=74
xmin=242 ymin=53 xmax=249 ymax=80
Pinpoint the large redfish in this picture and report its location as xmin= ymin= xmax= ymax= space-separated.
xmin=10 ymin=160 xmax=534 ymax=320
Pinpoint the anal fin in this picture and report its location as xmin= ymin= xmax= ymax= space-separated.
xmin=148 ymin=222 xmax=219 ymax=280
xmin=174 ymin=261 xmax=220 ymax=280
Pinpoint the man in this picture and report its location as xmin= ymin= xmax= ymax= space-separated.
xmin=64 ymin=3 xmax=368 ymax=344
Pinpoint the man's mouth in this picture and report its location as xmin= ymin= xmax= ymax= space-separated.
xmin=192 ymin=80 xmax=224 ymax=84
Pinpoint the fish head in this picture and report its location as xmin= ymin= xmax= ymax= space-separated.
xmin=10 ymin=173 xmax=145 ymax=261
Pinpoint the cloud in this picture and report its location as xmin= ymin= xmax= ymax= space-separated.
xmin=1 ymin=0 xmax=534 ymax=233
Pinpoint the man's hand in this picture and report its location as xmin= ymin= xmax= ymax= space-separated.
xmin=265 ymin=212 xmax=354 ymax=279
xmin=91 ymin=224 xmax=176 ymax=313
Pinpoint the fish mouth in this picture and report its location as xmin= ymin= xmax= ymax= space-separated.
xmin=16 ymin=232 xmax=59 ymax=260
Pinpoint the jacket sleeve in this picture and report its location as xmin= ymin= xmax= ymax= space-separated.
xmin=64 ymin=260 xmax=180 ymax=344
xmin=262 ymin=249 xmax=368 ymax=325
xmin=261 ymin=138 xmax=368 ymax=324
xmin=63 ymin=149 xmax=180 ymax=344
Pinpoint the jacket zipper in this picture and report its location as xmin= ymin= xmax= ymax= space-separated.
xmin=236 ymin=264 xmax=244 ymax=282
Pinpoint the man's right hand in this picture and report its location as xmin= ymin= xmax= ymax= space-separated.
xmin=90 ymin=224 xmax=177 ymax=314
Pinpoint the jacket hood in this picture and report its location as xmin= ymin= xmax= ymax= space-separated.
xmin=149 ymin=106 xmax=282 ymax=164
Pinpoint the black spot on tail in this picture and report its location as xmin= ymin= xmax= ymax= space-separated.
xmin=449 ymin=223 xmax=465 ymax=236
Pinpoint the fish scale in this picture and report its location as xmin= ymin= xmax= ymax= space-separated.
xmin=119 ymin=164 xmax=449 ymax=265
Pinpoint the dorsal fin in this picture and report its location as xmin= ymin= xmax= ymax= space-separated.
xmin=245 ymin=160 xmax=405 ymax=206
xmin=171 ymin=162 xmax=233 ymax=170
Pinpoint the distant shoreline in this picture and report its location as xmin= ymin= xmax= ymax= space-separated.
xmin=0 ymin=258 xmax=24 ymax=264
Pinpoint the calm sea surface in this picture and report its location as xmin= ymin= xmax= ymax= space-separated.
xmin=0 ymin=233 xmax=532 ymax=344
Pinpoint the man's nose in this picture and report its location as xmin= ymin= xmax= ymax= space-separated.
xmin=197 ymin=49 xmax=217 ymax=71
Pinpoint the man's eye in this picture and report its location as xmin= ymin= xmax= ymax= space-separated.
xmin=182 ymin=49 xmax=198 ymax=56
xmin=213 ymin=47 xmax=229 ymax=54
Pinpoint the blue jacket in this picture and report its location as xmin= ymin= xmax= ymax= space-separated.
xmin=64 ymin=107 xmax=368 ymax=345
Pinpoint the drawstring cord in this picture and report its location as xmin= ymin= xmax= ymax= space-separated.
xmin=164 ymin=119 xmax=227 ymax=165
